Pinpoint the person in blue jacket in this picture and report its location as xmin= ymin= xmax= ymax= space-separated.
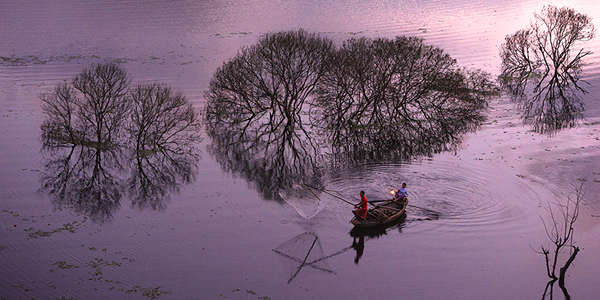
xmin=394 ymin=182 xmax=408 ymax=202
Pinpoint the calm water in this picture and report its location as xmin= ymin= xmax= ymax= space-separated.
xmin=1 ymin=0 xmax=600 ymax=299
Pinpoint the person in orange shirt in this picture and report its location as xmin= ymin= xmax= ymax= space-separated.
xmin=353 ymin=191 xmax=368 ymax=220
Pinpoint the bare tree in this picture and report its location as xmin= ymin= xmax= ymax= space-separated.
xmin=536 ymin=178 xmax=587 ymax=299
xmin=72 ymin=63 xmax=132 ymax=147
xmin=500 ymin=6 xmax=596 ymax=135
xmin=204 ymin=29 xmax=334 ymax=198
xmin=314 ymin=36 xmax=497 ymax=162
xmin=205 ymin=29 xmax=334 ymax=144
xmin=40 ymin=64 xmax=202 ymax=220
xmin=129 ymin=83 xmax=201 ymax=151
xmin=127 ymin=83 xmax=201 ymax=209
xmin=40 ymin=83 xmax=78 ymax=146
xmin=41 ymin=62 xmax=132 ymax=148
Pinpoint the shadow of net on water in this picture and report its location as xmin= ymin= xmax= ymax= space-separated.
xmin=272 ymin=232 xmax=357 ymax=283
xmin=273 ymin=209 xmax=410 ymax=275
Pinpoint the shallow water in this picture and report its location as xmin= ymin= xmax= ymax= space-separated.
xmin=1 ymin=0 xmax=600 ymax=299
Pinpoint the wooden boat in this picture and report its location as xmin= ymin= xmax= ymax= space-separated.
xmin=350 ymin=199 xmax=408 ymax=228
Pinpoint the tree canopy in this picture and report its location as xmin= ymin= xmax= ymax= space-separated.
xmin=204 ymin=30 xmax=499 ymax=198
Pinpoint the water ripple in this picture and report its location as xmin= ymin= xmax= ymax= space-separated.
xmin=325 ymin=154 xmax=543 ymax=236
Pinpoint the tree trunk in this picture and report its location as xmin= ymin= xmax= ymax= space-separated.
xmin=558 ymin=246 xmax=580 ymax=287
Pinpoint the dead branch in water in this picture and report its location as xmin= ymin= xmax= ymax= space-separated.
xmin=536 ymin=177 xmax=587 ymax=299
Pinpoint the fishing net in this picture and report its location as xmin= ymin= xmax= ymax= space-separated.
xmin=272 ymin=232 xmax=333 ymax=283
xmin=278 ymin=184 xmax=324 ymax=219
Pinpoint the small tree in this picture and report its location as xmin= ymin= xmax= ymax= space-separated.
xmin=536 ymin=178 xmax=587 ymax=299
xmin=129 ymin=83 xmax=201 ymax=151
xmin=127 ymin=83 xmax=201 ymax=209
xmin=40 ymin=83 xmax=78 ymax=146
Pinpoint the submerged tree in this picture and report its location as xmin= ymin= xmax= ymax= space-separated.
xmin=41 ymin=63 xmax=132 ymax=148
xmin=314 ymin=36 xmax=497 ymax=163
xmin=499 ymin=6 xmax=595 ymax=135
xmin=205 ymin=29 xmax=333 ymax=133
xmin=205 ymin=30 xmax=500 ymax=199
xmin=204 ymin=30 xmax=333 ymax=198
xmin=40 ymin=63 xmax=201 ymax=221
xmin=127 ymin=84 xmax=201 ymax=210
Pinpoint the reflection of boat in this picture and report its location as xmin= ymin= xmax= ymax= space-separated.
xmin=350 ymin=199 xmax=408 ymax=228
xmin=349 ymin=208 xmax=407 ymax=264
xmin=350 ymin=212 xmax=406 ymax=238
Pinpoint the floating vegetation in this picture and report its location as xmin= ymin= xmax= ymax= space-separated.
xmin=25 ymin=218 xmax=88 ymax=238
xmin=85 ymin=246 xmax=108 ymax=253
xmin=0 ymin=52 xmax=197 ymax=68
xmin=210 ymin=31 xmax=253 ymax=38
xmin=51 ymin=261 xmax=79 ymax=270
xmin=10 ymin=284 xmax=32 ymax=292
xmin=1 ymin=55 xmax=48 ymax=65
xmin=118 ymin=286 xmax=172 ymax=299
xmin=0 ymin=54 xmax=87 ymax=66
xmin=84 ymin=258 xmax=124 ymax=280
xmin=217 ymin=288 xmax=271 ymax=299
xmin=40 ymin=245 xmax=157 ymax=298
xmin=2 ymin=209 xmax=20 ymax=218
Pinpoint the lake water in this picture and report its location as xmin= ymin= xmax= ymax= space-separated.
xmin=1 ymin=0 xmax=599 ymax=299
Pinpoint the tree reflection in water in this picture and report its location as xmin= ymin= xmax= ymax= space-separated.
xmin=40 ymin=63 xmax=201 ymax=221
xmin=40 ymin=146 xmax=126 ymax=222
xmin=205 ymin=30 xmax=498 ymax=198
xmin=499 ymin=5 xmax=596 ymax=135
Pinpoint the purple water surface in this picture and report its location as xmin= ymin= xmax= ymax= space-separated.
xmin=1 ymin=1 xmax=599 ymax=299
